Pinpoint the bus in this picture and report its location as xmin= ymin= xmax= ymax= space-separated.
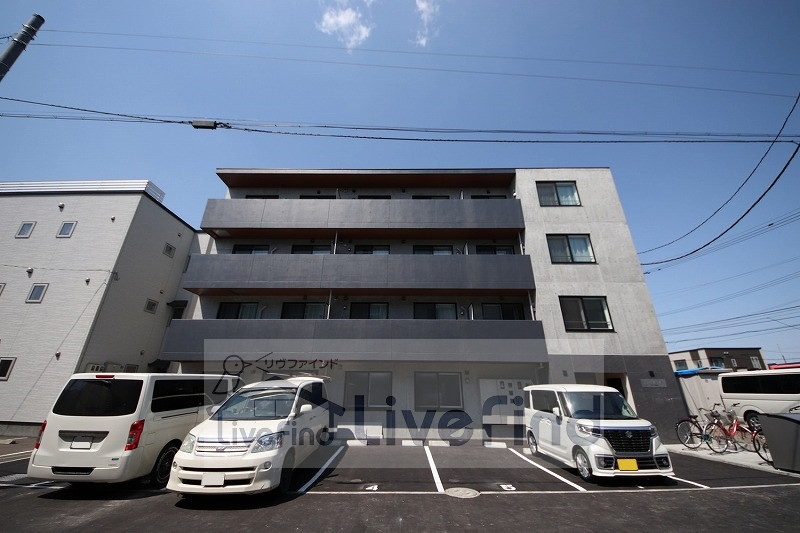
xmin=719 ymin=368 xmax=800 ymax=427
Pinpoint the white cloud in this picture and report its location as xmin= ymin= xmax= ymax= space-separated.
xmin=317 ymin=3 xmax=373 ymax=49
xmin=414 ymin=0 xmax=440 ymax=47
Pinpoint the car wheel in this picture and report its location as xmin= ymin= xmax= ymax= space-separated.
xmin=527 ymin=432 xmax=539 ymax=456
xmin=574 ymin=449 xmax=593 ymax=482
xmin=278 ymin=449 xmax=295 ymax=494
xmin=745 ymin=412 xmax=761 ymax=430
xmin=150 ymin=443 xmax=179 ymax=487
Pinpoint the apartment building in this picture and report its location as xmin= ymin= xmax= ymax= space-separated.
xmin=669 ymin=348 xmax=766 ymax=372
xmin=160 ymin=168 xmax=685 ymax=439
xmin=0 ymin=181 xmax=195 ymax=433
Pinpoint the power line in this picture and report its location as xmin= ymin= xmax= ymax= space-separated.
xmin=37 ymin=28 xmax=800 ymax=79
xmin=665 ymin=322 xmax=800 ymax=344
xmin=662 ymin=305 xmax=800 ymax=333
xmin=639 ymin=91 xmax=800 ymax=254
xmin=29 ymin=42 xmax=797 ymax=100
xmin=641 ymin=141 xmax=800 ymax=266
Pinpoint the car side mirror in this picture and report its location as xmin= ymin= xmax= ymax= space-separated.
xmin=552 ymin=407 xmax=561 ymax=419
xmin=298 ymin=404 xmax=313 ymax=415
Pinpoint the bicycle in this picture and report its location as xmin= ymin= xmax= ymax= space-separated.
xmin=703 ymin=403 xmax=756 ymax=454
xmin=750 ymin=405 xmax=800 ymax=466
xmin=675 ymin=408 xmax=710 ymax=449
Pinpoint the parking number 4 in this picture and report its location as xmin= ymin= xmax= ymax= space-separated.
xmin=499 ymin=484 xmax=516 ymax=491
xmin=365 ymin=484 xmax=379 ymax=491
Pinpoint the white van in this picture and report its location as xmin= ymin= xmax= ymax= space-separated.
xmin=524 ymin=384 xmax=673 ymax=481
xmin=28 ymin=373 xmax=239 ymax=486
xmin=719 ymin=369 xmax=800 ymax=427
xmin=167 ymin=376 xmax=329 ymax=495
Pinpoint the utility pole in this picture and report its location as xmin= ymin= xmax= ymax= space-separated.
xmin=0 ymin=14 xmax=45 ymax=84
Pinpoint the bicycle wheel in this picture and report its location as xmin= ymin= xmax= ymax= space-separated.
xmin=732 ymin=426 xmax=756 ymax=452
xmin=676 ymin=419 xmax=704 ymax=449
xmin=705 ymin=422 xmax=729 ymax=453
xmin=753 ymin=429 xmax=773 ymax=465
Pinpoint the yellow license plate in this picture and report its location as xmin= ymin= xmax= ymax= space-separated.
xmin=617 ymin=459 xmax=638 ymax=471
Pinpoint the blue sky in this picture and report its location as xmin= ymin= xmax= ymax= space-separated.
xmin=1 ymin=1 xmax=799 ymax=363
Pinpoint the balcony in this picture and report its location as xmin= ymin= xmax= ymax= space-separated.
xmin=160 ymin=318 xmax=547 ymax=363
xmin=182 ymin=254 xmax=535 ymax=295
xmin=201 ymin=199 xmax=525 ymax=239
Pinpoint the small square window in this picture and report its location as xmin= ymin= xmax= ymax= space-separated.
xmin=57 ymin=221 xmax=77 ymax=238
xmin=0 ymin=358 xmax=16 ymax=380
xmin=163 ymin=243 xmax=176 ymax=258
xmin=16 ymin=221 xmax=36 ymax=238
xmin=26 ymin=283 xmax=48 ymax=303
xmin=144 ymin=299 xmax=159 ymax=314
xmin=536 ymin=182 xmax=581 ymax=206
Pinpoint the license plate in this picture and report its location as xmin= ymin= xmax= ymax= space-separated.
xmin=70 ymin=436 xmax=93 ymax=449
xmin=617 ymin=458 xmax=638 ymax=471
xmin=201 ymin=472 xmax=225 ymax=487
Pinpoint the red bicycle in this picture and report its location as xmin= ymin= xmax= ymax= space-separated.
xmin=704 ymin=403 xmax=756 ymax=454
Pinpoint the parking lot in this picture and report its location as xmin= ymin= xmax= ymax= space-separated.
xmin=3 ymin=437 xmax=800 ymax=531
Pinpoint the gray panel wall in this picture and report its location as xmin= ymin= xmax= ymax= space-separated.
xmin=183 ymin=254 xmax=535 ymax=291
xmin=202 ymin=199 xmax=524 ymax=231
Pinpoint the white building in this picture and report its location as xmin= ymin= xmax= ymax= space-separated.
xmin=0 ymin=181 xmax=195 ymax=434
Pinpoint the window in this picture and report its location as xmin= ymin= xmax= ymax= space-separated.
xmin=57 ymin=221 xmax=77 ymax=238
xmin=0 ymin=358 xmax=15 ymax=381
xmin=26 ymin=283 xmax=48 ymax=303
xmin=151 ymin=379 xmax=210 ymax=412
xmin=536 ymin=182 xmax=580 ymax=206
xmin=750 ymin=356 xmax=762 ymax=369
xmin=16 ymin=221 xmax=36 ymax=238
xmin=413 ymin=245 xmax=453 ymax=255
xmin=530 ymin=390 xmax=560 ymax=413
xmin=217 ymin=302 xmax=259 ymax=319
xmin=546 ymin=235 xmax=595 ymax=263
xmin=415 ymin=372 xmax=462 ymax=410
xmin=291 ymin=245 xmax=331 ymax=255
xmin=470 ymin=194 xmax=507 ymax=199
xmin=674 ymin=360 xmax=689 ymax=371
xmin=721 ymin=373 xmax=800 ymax=394
xmin=299 ymin=194 xmax=336 ymax=199
xmin=53 ymin=378 xmax=144 ymax=416
xmin=144 ymin=299 xmax=159 ymax=314
xmin=559 ymin=297 xmax=613 ymax=331
xmin=245 ymin=194 xmax=279 ymax=199
xmin=233 ymin=244 xmax=271 ymax=254
xmin=358 ymin=194 xmax=391 ymax=199
xmin=475 ymin=245 xmax=515 ymax=255
xmin=710 ymin=357 xmax=725 ymax=368
xmin=482 ymin=303 xmax=525 ymax=320
xmin=354 ymin=245 xmax=390 ymax=255
xmin=281 ymin=302 xmax=326 ymax=319
xmin=414 ymin=303 xmax=457 ymax=319
xmin=345 ymin=371 xmax=392 ymax=408
xmin=412 ymin=195 xmax=450 ymax=199
xmin=350 ymin=302 xmax=388 ymax=319
xmin=163 ymin=243 xmax=176 ymax=258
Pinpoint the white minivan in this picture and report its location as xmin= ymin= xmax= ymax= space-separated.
xmin=28 ymin=373 xmax=239 ymax=486
xmin=167 ymin=376 xmax=329 ymax=495
xmin=719 ymin=369 xmax=800 ymax=427
xmin=524 ymin=384 xmax=673 ymax=481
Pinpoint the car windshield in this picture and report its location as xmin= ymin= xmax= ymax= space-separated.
xmin=562 ymin=391 xmax=638 ymax=420
xmin=212 ymin=388 xmax=297 ymax=421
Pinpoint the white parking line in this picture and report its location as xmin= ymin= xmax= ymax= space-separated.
xmin=672 ymin=476 xmax=710 ymax=489
xmin=508 ymin=449 xmax=587 ymax=492
xmin=424 ymin=446 xmax=444 ymax=493
xmin=0 ymin=455 xmax=30 ymax=466
xmin=0 ymin=450 xmax=33 ymax=459
xmin=297 ymin=445 xmax=346 ymax=494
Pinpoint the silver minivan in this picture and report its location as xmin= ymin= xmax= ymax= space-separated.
xmin=28 ymin=373 xmax=239 ymax=486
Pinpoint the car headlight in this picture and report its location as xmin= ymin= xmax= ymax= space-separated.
xmin=251 ymin=432 xmax=283 ymax=453
xmin=650 ymin=425 xmax=659 ymax=438
xmin=576 ymin=423 xmax=602 ymax=437
xmin=180 ymin=433 xmax=196 ymax=453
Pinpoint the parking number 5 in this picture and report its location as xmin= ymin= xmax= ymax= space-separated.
xmin=499 ymin=484 xmax=516 ymax=491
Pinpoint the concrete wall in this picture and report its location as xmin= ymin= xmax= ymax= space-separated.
xmin=0 ymin=193 xmax=139 ymax=424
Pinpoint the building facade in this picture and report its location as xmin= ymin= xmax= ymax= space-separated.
xmin=0 ymin=181 xmax=195 ymax=433
xmin=160 ymin=168 xmax=684 ymax=440
xmin=669 ymin=348 xmax=766 ymax=372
